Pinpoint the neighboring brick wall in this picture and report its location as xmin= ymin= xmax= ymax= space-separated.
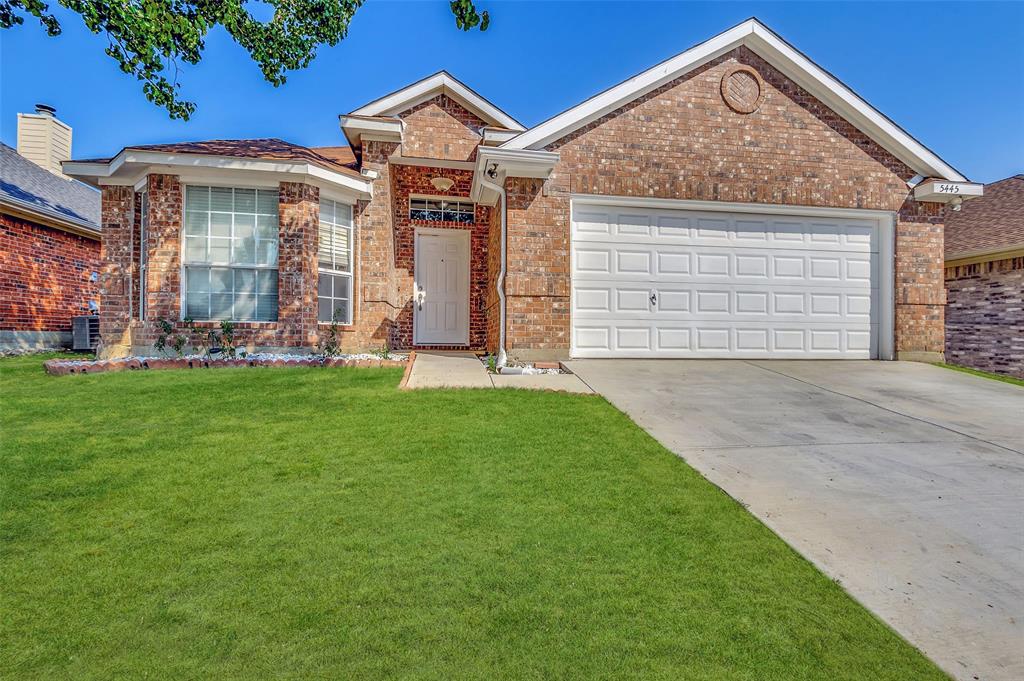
xmin=0 ymin=212 xmax=100 ymax=336
xmin=945 ymin=257 xmax=1024 ymax=377
xmin=504 ymin=45 xmax=944 ymax=358
xmin=398 ymin=94 xmax=486 ymax=162
xmin=389 ymin=164 xmax=491 ymax=349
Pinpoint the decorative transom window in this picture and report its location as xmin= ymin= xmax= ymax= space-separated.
xmin=409 ymin=197 xmax=475 ymax=224
xmin=318 ymin=199 xmax=354 ymax=325
xmin=182 ymin=185 xmax=279 ymax=321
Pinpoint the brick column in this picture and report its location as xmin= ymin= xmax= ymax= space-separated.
xmin=144 ymin=174 xmax=183 ymax=325
xmin=98 ymin=185 xmax=135 ymax=357
xmin=352 ymin=140 xmax=400 ymax=349
xmin=894 ymin=200 xmax=945 ymax=362
xmin=278 ymin=181 xmax=319 ymax=347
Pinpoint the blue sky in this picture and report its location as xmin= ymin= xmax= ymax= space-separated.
xmin=2 ymin=1 xmax=1021 ymax=182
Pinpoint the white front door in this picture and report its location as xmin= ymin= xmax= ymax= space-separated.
xmin=414 ymin=229 xmax=470 ymax=345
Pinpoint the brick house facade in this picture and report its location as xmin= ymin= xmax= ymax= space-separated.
xmin=66 ymin=19 xmax=978 ymax=362
xmin=943 ymin=175 xmax=1024 ymax=377
xmin=1 ymin=140 xmax=101 ymax=351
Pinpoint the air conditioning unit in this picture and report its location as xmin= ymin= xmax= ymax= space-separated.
xmin=72 ymin=315 xmax=99 ymax=351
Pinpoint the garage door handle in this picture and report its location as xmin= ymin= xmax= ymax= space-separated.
xmin=650 ymin=291 xmax=657 ymax=307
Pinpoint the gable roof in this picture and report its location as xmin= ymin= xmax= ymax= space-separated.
xmin=0 ymin=143 xmax=99 ymax=236
xmin=349 ymin=70 xmax=525 ymax=132
xmin=501 ymin=18 xmax=967 ymax=182
xmin=945 ymin=174 xmax=1024 ymax=260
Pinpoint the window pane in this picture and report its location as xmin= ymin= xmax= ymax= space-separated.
xmin=210 ymin=268 xmax=232 ymax=293
xmin=233 ymin=236 xmax=255 ymax=265
xmin=234 ymin=268 xmax=255 ymax=293
xmin=319 ymin=200 xmax=334 ymax=224
xmin=234 ymin=292 xmax=256 ymax=320
xmin=318 ymin=297 xmax=333 ymax=323
xmin=185 ymin=293 xmax=210 ymax=319
xmin=184 ymin=211 xmax=207 ymax=236
xmin=256 ymin=295 xmax=278 ymax=321
xmin=257 ymin=240 xmax=277 ymax=266
xmin=234 ymin=188 xmax=256 ymax=213
xmin=210 ymin=292 xmax=233 ymax=319
xmin=336 ymin=274 xmax=352 ymax=302
xmin=256 ymin=190 xmax=278 ymax=215
xmin=186 ymin=185 xmax=210 ymax=212
xmin=209 ymin=237 xmax=231 ymax=263
xmin=211 ymin=187 xmax=233 ymax=212
xmin=210 ymin=212 xmax=231 ymax=237
xmin=336 ymin=202 xmax=352 ymax=226
xmin=318 ymin=272 xmax=331 ymax=297
xmin=334 ymin=299 xmax=349 ymax=323
xmin=256 ymin=215 xmax=276 ymax=239
xmin=234 ymin=213 xmax=255 ymax=239
xmin=184 ymin=236 xmax=207 ymax=262
xmin=186 ymin=267 xmax=210 ymax=294
xmin=257 ymin=270 xmax=277 ymax=295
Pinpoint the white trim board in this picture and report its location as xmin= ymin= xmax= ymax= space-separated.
xmin=503 ymin=18 xmax=967 ymax=182
xmin=569 ymin=195 xmax=896 ymax=360
xmin=350 ymin=71 xmax=525 ymax=132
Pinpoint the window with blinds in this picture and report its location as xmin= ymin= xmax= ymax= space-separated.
xmin=318 ymin=199 xmax=354 ymax=324
xmin=182 ymin=185 xmax=279 ymax=321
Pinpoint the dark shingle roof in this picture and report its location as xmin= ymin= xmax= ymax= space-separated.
xmin=945 ymin=174 xmax=1024 ymax=259
xmin=82 ymin=138 xmax=362 ymax=178
xmin=0 ymin=143 xmax=99 ymax=233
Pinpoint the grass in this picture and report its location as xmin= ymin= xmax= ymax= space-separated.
xmin=1 ymin=354 xmax=946 ymax=680
xmin=935 ymin=362 xmax=1024 ymax=387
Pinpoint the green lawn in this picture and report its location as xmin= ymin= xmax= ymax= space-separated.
xmin=935 ymin=362 xmax=1024 ymax=387
xmin=1 ymin=354 xmax=945 ymax=680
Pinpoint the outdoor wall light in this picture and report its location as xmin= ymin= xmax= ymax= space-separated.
xmin=430 ymin=176 xmax=454 ymax=192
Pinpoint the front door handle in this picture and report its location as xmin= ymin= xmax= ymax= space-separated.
xmin=650 ymin=290 xmax=657 ymax=307
xmin=416 ymin=285 xmax=425 ymax=311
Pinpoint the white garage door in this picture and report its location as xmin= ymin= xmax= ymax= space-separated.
xmin=571 ymin=201 xmax=886 ymax=359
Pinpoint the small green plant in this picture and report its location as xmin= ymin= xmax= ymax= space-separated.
xmin=154 ymin=318 xmax=174 ymax=357
xmin=156 ymin=317 xmax=189 ymax=357
xmin=184 ymin=317 xmax=222 ymax=359
xmin=374 ymin=343 xmax=391 ymax=361
xmin=220 ymin=321 xmax=237 ymax=358
xmin=317 ymin=310 xmax=343 ymax=357
xmin=485 ymin=354 xmax=497 ymax=374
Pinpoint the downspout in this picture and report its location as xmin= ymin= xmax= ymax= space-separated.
xmin=478 ymin=176 xmax=508 ymax=367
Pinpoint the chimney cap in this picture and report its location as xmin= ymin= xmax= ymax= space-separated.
xmin=35 ymin=104 xmax=57 ymax=117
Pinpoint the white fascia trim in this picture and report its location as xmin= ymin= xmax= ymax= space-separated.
xmin=482 ymin=128 xmax=519 ymax=146
xmin=570 ymin=193 xmax=896 ymax=360
xmin=351 ymin=72 xmax=525 ymax=132
xmin=339 ymin=116 xmax=403 ymax=142
xmin=472 ymin=148 xmax=559 ymax=203
xmin=390 ymin=155 xmax=476 ymax=171
xmin=65 ymin=150 xmax=373 ymax=199
xmin=504 ymin=19 xmax=967 ymax=182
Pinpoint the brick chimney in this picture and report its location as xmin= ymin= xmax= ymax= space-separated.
xmin=17 ymin=104 xmax=72 ymax=176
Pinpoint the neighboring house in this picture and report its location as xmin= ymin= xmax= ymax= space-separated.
xmin=0 ymin=106 xmax=101 ymax=351
xmin=944 ymin=175 xmax=1023 ymax=377
xmin=66 ymin=18 xmax=980 ymax=362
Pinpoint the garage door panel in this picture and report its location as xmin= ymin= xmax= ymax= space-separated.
xmin=573 ymin=280 xmax=875 ymax=323
xmin=573 ymin=208 xmax=877 ymax=253
xmin=571 ymin=203 xmax=881 ymax=359
xmin=572 ymin=321 xmax=877 ymax=358
xmin=575 ymin=243 xmax=876 ymax=284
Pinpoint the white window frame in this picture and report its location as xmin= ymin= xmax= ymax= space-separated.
xmin=409 ymin=195 xmax=476 ymax=224
xmin=318 ymin=197 xmax=355 ymax=326
xmin=180 ymin=184 xmax=280 ymax=322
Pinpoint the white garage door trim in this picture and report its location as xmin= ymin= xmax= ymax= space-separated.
xmin=570 ymin=195 xmax=895 ymax=360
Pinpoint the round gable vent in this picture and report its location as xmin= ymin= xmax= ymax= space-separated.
xmin=721 ymin=65 xmax=764 ymax=114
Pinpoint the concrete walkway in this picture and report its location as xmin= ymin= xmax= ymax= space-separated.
xmin=405 ymin=352 xmax=593 ymax=393
xmin=567 ymin=359 xmax=1024 ymax=681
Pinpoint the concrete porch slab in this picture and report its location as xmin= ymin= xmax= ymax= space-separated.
xmin=404 ymin=351 xmax=492 ymax=389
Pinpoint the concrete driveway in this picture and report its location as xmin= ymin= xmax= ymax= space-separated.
xmin=566 ymin=359 xmax=1024 ymax=681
